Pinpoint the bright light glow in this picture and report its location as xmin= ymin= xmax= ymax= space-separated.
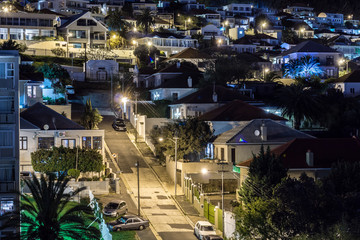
xmin=338 ymin=58 xmax=345 ymax=65
xmin=3 ymin=7 xmax=9 ymax=13
xmin=132 ymin=40 xmax=137 ymax=45
xmin=201 ymin=168 xmax=208 ymax=174
xmin=159 ymin=137 xmax=164 ymax=142
xmin=217 ymin=39 xmax=222 ymax=44
xmin=264 ymin=68 xmax=270 ymax=73
xmin=112 ymin=35 xmax=117 ymax=39
xmin=147 ymin=41 xmax=152 ymax=46
xmin=300 ymin=28 xmax=305 ymax=32
xmin=121 ymin=97 xmax=128 ymax=103
xmin=187 ymin=18 xmax=191 ymax=22
xmin=224 ymin=20 xmax=229 ymax=26
xmin=133 ymin=27 xmax=137 ymax=32
xmin=68 ymin=33 xmax=73 ymax=37
xmin=261 ymin=22 xmax=267 ymax=27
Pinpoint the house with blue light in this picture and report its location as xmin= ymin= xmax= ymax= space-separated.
xmin=279 ymin=40 xmax=343 ymax=78
xmin=211 ymin=119 xmax=313 ymax=165
xmin=317 ymin=12 xmax=344 ymax=27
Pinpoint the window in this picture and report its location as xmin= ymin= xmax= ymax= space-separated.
xmin=27 ymin=85 xmax=36 ymax=98
xmin=220 ymin=148 xmax=224 ymax=160
xmin=172 ymin=92 xmax=179 ymax=101
xmin=87 ymin=19 xmax=97 ymax=26
xmin=82 ymin=137 xmax=91 ymax=149
xmin=350 ymin=88 xmax=355 ymax=94
xmin=0 ymin=199 xmax=14 ymax=216
xmin=93 ymin=137 xmax=102 ymax=150
xmin=61 ymin=139 xmax=76 ymax=148
xmin=38 ymin=137 xmax=54 ymax=149
xmin=20 ymin=137 xmax=27 ymax=150
xmin=77 ymin=19 xmax=86 ymax=26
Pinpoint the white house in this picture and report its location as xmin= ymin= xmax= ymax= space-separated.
xmin=19 ymin=103 xmax=105 ymax=172
xmin=86 ymin=60 xmax=119 ymax=82
xmin=317 ymin=12 xmax=344 ymax=26
xmin=332 ymin=70 xmax=360 ymax=96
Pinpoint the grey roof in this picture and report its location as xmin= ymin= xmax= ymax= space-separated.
xmin=59 ymin=12 xmax=87 ymax=28
xmin=0 ymin=50 xmax=19 ymax=57
xmin=20 ymin=102 xmax=85 ymax=130
xmin=282 ymin=40 xmax=339 ymax=56
xmin=213 ymin=119 xmax=313 ymax=144
xmin=20 ymin=117 xmax=40 ymax=130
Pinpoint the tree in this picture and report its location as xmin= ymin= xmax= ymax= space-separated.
xmin=51 ymin=47 xmax=66 ymax=57
xmin=136 ymin=8 xmax=154 ymax=34
xmin=0 ymin=173 xmax=100 ymax=239
xmin=272 ymin=174 xmax=341 ymax=238
xmin=133 ymin=44 xmax=159 ymax=68
xmin=150 ymin=118 xmax=213 ymax=162
xmin=239 ymin=146 xmax=287 ymax=204
xmin=80 ymin=99 xmax=103 ymax=130
xmin=121 ymin=1 xmax=133 ymax=18
xmin=37 ymin=63 xmax=71 ymax=94
xmin=0 ymin=39 xmax=27 ymax=52
xmin=106 ymin=10 xmax=126 ymax=31
xmin=273 ymin=84 xmax=323 ymax=129
xmin=282 ymin=28 xmax=299 ymax=44
xmin=284 ymin=56 xmax=323 ymax=79
xmin=262 ymin=71 xmax=281 ymax=83
xmin=31 ymin=146 xmax=104 ymax=173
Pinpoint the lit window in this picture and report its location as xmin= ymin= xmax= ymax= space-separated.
xmin=27 ymin=86 xmax=36 ymax=98
xmin=82 ymin=137 xmax=91 ymax=149
xmin=93 ymin=137 xmax=102 ymax=150
xmin=20 ymin=136 xmax=27 ymax=150
xmin=0 ymin=200 xmax=14 ymax=216
xmin=61 ymin=139 xmax=76 ymax=148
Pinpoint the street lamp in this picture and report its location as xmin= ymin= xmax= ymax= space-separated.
xmin=217 ymin=39 xmax=223 ymax=47
xmin=263 ymin=67 xmax=269 ymax=79
xmin=135 ymin=160 xmax=140 ymax=216
xmin=202 ymin=162 xmax=228 ymax=238
xmin=133 ymin=27 xmax=137 ymax=32
xmin=67 ymin=32 xmax=73 ymax=58
xmin=122 ymin=97 xmax=128 ymax=119
xmin=185 ymin=18 xmax=191 ymax=30
xmin=300 ymin=28 xmax=305 ymax=38
xmin=260 ymin=22 xmax=267 ymax=33
xmin=338 ymin=58 xmax=349 ymax=73
xmin=159 ymin=135 xmax=179 ymax=197
xmin=147 ymin=41 xmax=152 ymax=47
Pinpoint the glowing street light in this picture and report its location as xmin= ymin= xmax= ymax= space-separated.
xmin=132 ymin=39 xmax=138 ymax=46
xmin=147 ymin=41 xmax=152 ymax=46
xmin=224 ymin=20 xmax=229 ymax=26
xmin=338 ymin=58 xmax=348 ymax=73
xmin=260 ymin=22 xmax=267 ymax=33
xmin=133 ymin=27 xmax=137 ymax=32
xmin=300 ymin=28 xmax=305 ymax=38
xmin=185 ymin=18 xmax=191 ymax=30
xmin=3 ymin=7 xmax=9 ymax=13
xmin=201 ymin=168 xmax=208 ymax=174
xmin=112 ymin=34 xmax=117 ymax=39
xmin=217 ymin=39 xmax=223 ymax=46
xmin=122 ymin=97 xmax=128 ymax=119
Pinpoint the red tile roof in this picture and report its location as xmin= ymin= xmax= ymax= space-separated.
xmin=238 ymin=138 xmax=360 ymax=168
xmin=168 ymin=48 xmax=212 ymax=60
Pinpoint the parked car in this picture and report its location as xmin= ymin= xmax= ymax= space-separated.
xmin=65 ymin=85 xmax=75 ymax=94
xmin=108 ymin=215 xmax=149 ymax=231
xmin=203 ymin=235 xmax=223 ymax=240
xmin=112 ymin=118 xmax=127 ymax=131
xmin=102 ymin=200 xmax=128 ymax=217
xmin=194 ymin=221 xmax=217 ymax=240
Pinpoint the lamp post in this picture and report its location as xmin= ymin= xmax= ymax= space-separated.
xmin=263 ymin=67 xmax=269 ymax=79
xmin=159 ymin=135 xmax=179 ymax=196
xmin=122 ymin=97 xmax=128 ymax=119
xmin=260 ymin=22 xmax=267 ymax=33
xmin=135 ymin=160 xmax=140 ymax=216
xmin=67 ymin=32 xmax=73 ymax=57
xmin=338 ymin=58 xmax=349 ymax=73
xmin=134 ymin=91 xmax=139 ymax=143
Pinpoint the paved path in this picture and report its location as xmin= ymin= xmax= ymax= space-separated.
xmin=99 ymin=116 xmax=197 ymax=240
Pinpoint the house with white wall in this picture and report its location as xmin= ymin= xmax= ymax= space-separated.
xmin=212 ymin=119 xmax=313 ymax=165
xmin=332 ymin=70 xmax=360 ymax=96
xmin=19 ymin=103 xmax=105 ymax=172
xmin=317 ymin=12 xmax=344 ymax=26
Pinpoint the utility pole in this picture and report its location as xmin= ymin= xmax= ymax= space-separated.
xmin=174 ymin=136 xmax=178 ymax=197
xmin=135 ymin=91 xmax=139 ymax=143
xmin=135 ymin=160 xmax=140 ymax=216
xmin=218 ymin=160 xmax=228 ymax=238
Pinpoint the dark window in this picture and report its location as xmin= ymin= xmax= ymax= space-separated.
xmin=220 ymin=148 xmax=224 ymax=160
xmin=77 ymin=19 xmax=87 ymax=26
xmin=13 ymin=18 xmax=19 ymax=25
xmin=1 ymin=18 xmax=6 ymax=25
xmin=231 ymin=148 xmax=235 ymax=164
xmin=7 ymin=18 xmax=12 ymax=25
xmin=82 ymin=137 xmax=91 ymax=149
xmin=93 ymin=136 xmax=102 ymax=150
xmin=20 ymin=18 xmax=26 ymax=25
xmin=326 ymin=56 xmax=334 ymax=66
xmin=20 ymin=137 xmax=27 ymax=150
xmin=172 ymin=93 xmax=178 ymax=101
xmin=38 ymin=137 xmax=54 ymax=149
xmin=87 ymin=19 xmax=97 ymax=26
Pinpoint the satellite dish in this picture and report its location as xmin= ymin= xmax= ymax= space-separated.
xmin=254 ymin=130 xmax=260 ymax=136
xmin=43 ymin=124 xmax=49 ymax=130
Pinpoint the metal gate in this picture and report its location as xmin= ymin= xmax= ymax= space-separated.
xmin=204 ymin=200 xmax=215 ymax=224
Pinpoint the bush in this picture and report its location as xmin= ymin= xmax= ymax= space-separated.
xmin=51 ymin=48 xmax=66 ymax=57
xmin=68 ymin=168 xmax=80 ymax=180
xmin=43 ymin=97 xmax=67 ymax=105
xmin=21 ymin=54 xmax=84 ymax=67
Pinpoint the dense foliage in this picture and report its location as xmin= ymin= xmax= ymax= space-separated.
xmin=150 ymin=118 xmax=213 ymax=162
xmin=37 ymin=63 xmax=72 ymax=94
xmin=31 ymin=146 xmax=104 ymax=173
xmin=235 ymin=147 xmax=360 ymax=239
xmin=80 ymin=99 xmax=103 ymax=130
xmin=0 ymin=173 xmax=100 ymax=239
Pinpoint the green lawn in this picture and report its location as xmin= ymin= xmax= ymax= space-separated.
xmin=111 ymin=231 xmax=137 ymax=240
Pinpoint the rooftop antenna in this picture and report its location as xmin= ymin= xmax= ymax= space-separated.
xmin=52 ymin=117 xmax=57 ymax=130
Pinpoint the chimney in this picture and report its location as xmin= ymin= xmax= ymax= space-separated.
xmin=176 ymin=61 xmax=181 ymax=68
xmin=306 ymin=150 xmax=314 ymax=167
xmin=260 ymin=122 xmax=267 ymax=141
xmin=187 ymin=76 xmax=192 ymax=88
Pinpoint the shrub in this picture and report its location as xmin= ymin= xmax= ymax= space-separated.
xmin=68 ymin=168 xmax=80 ymax=180
xmin=51 ymin=47 xmax=66 ymax=57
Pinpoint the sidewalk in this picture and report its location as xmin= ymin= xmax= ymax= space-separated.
xmin=127 ymin=132 xmax=209 ymax=227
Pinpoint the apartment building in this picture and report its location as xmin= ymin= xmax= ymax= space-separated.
xmin=0 ymin=11 xmax=59 ymax=40
xmin=0 ymin=51 xmax=20 ymax=238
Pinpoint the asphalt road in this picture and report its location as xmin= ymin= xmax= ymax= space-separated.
xmin=99 ymin=115 xmax=197 ymax=240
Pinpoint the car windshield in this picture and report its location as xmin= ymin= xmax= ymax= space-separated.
xmin=106 ymin=202 xmax=119 ymax=209
xmin=201 ymin=226 xmax=214 ymax=231
xmin=118 ymin=217 xmax=127 ymax=224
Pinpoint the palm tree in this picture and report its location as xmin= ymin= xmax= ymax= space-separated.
xmin=0 ymin=173 xmax=100 ymax=239
xmin=284 ymin=56 xmax=323 ymax=78
xmin=0 ymin=39 xmax=27 ymax=52
xmin=274 ymin=84 xmax=323 ymax=129
xmin=263 ymin=71 xmax=281 ymax=83
xmin=80 ymin=99 xmax=103 ymax=129
xmin=137 ymin=8 xmax=154 ymax=35
xmin=106 ymin=10 xmax=126 ymax=31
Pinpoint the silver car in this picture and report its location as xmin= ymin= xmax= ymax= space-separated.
xmin=102 ymin=200 xmax=127 ymax=217
xmin=109 ymin=215 xmax=149 ymax=231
